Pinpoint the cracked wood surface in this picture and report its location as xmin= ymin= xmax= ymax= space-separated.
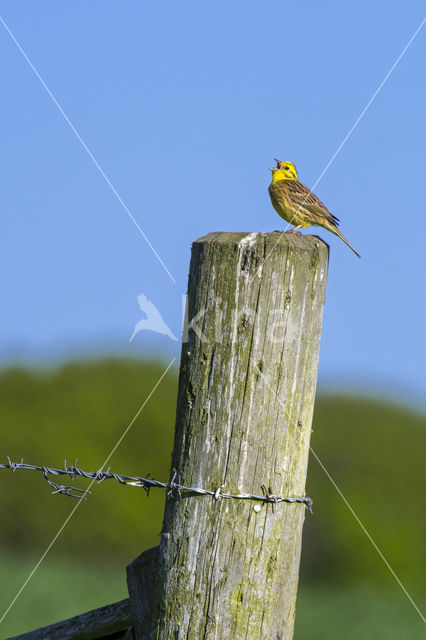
xmin=153 ymin=232 xmax=328 ymax=639
xmin=6 ymin=599 xmax=133 ymax=640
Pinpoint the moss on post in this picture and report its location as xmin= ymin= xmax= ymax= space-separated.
xmin=154 ymin=232 xmax=328 ymax=639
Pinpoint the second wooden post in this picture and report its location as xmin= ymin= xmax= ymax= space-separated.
xmin=154 ymin=232 xmax=328 ymax=639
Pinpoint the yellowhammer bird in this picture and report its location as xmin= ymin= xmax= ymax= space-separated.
xmin=268 ymin=159 xmax=360 ymax=258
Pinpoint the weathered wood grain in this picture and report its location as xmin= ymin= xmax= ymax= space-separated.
xmin=126 ymin=545 xmax=159 ymax=639
xmin=6 ymin=598 xmax=132 ymax=640
xmin=152 ymin=232 xmax=329 ymax=639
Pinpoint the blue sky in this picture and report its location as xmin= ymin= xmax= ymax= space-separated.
xmin=1 ymin=2 xmax=425 ymax=405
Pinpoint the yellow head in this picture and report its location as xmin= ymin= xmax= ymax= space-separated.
xmin=269 ymin=159 xmax=298 ymax=182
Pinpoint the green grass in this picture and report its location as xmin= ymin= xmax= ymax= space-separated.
xmin=0 ymin=552 xmax=128 ymax=639
xmin=295 ymin=584 xmax=425 ymax=639
xmin=0 ymin=359 xmax=425 ymax=637
xmin=1 ymin=360 xmax=424 ymax=589
xmin=0 ymin=552 xmax=424 ymax=639
xmin=302 ymin=394 xmax=426 ymax=589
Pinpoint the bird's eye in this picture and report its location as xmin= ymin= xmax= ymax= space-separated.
xmin=284 ymin=166 xmax=289 ymax=170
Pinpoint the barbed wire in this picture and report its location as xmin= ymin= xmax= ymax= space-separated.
xmin=0 ymin=457 xmax=312 ymax=511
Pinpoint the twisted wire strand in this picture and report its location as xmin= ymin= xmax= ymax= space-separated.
xmin=0 ymin=457 xmax=313 ymax=511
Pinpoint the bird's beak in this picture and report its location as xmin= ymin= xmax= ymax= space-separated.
xmin=268 ymin=167 xmax=276 ymax=172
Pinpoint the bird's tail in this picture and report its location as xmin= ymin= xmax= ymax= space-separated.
xmin=330 ymin=225 xmax=361 ymax=258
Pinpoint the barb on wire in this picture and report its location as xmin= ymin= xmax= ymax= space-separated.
xmin=0 ymin=457 xmax=313 ymax=511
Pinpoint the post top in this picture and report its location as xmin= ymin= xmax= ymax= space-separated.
xmin=194 ymin=231 xmax=329 ymax=255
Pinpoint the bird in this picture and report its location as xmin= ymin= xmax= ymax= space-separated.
xmin=129 ymin=294 xmax=178 ymax=343
xmin=268 ymin=159 xmax=360 ymax=257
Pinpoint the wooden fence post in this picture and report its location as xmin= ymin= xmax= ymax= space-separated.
xmin=143 ymin=232 xmax=327 ymax=639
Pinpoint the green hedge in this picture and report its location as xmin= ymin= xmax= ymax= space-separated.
xmin=0 ymin=359 xmax=424 ymax=595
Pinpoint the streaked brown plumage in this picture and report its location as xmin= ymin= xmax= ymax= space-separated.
xmin=269 ymin=160 xmax=360 ymax=258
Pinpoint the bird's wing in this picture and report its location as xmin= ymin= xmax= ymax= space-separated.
xmin=137 ymin=294 xmax=162 ymax=320
xmin=288 ymin=181 xmax=340 ymax=226
xmin=137 ymin=293 xmax=147 ymax=308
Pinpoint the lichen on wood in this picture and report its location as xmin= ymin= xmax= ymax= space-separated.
xmin=154 ymin=232 xmax=328 ymax=640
